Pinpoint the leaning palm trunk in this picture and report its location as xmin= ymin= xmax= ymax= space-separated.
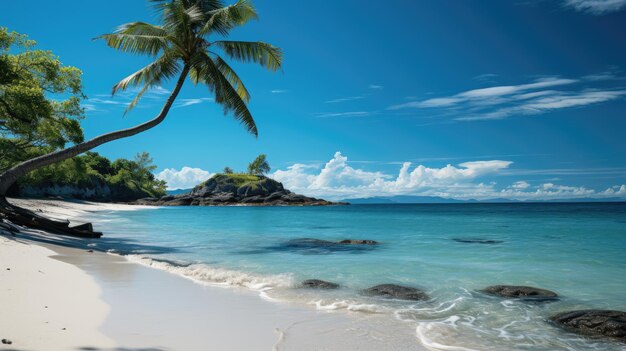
xmin=0 ymin=66 xmax=188 ymax=196
xmin=0 ymin=67 xmax=188 ymax=238
xmin=0 ymin=0 xmax=281 ymax=238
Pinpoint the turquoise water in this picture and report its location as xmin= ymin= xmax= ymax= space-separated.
xmin=84 ymin=203 xmax=626 ymax=350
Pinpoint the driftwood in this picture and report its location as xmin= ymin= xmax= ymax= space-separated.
xmin=0 ymin=197 xmax=102 ymax=238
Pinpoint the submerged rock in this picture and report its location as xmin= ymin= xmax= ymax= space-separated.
xmin=266 ymin=238 xmax=378 ymax=254
xmin=301 ymin=279 xmax=340 ymax=289
xmin=550 ymin=310 xmax=626 ymax=342
xmin=453 ymin=238 xmax=504 ymax=244
xmin=339 ymin=239 xmax=378 ymax=245
xmin=364 ymin=284 xmax=429 ymax=301
xmin=481 ymin=285 xmax=558 ymax=300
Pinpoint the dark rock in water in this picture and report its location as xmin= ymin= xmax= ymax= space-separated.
xmin=71 ymin=222 xmax=93 ymax=232
xmin=453 ymin=238 xmax=504 ymax=244
xmin=339 ymin=239 xmax=378 ymax=245
xmin=134 ymin=174 xmax=345 ymax=207
xmin=263 ymin=238 xmax=379 ymax=254
xmin=550 ymin=310 xmax=626 ymax=342
xmin=364 ymin=284 xmax=429 ymax=301
xmin=481 ymin=285 xmax=558 ymax=300
xmin=301 ymin=279 xmax=340 ymax=289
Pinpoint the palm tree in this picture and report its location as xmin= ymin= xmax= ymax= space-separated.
xmin=247 ymin=153 xmax=270 ymax=175
xmin=0 ymin=0 xmax=281 ymax=236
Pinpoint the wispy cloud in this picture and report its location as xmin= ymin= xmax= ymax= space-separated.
xmin=270 ymin=152 xmax=626 ymax=201
xmin=324 ymin=96 xmax=364 ymax=104
xmin=271 ymin=89 xmax=288 ymax=94
xmin=314 ymin=111 xmax=371 ymax=118
xmin=457 ymin=90 xmax=626 ymax=121
xmin=474 ymin=73 xmax=499 ymax=82
xmin=369 ymin=84 xmax=383 ymax=90
xmin=563 ymin=0 xmax=626 ymax=14
xmin=174 ymin=98 xmax=214 ymax=108
xmin=388 ymin=73 xmax=626 ymax=121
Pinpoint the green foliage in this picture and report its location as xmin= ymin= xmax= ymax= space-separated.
xmin=0 ymin=27 xmax=86 ymax=172
xmin=17 ymin=152 xmax=167 ymax=200
xmin=97 ymin=0 xmax=283 ymax=136
xmin=247 ymin=153 xmax=270 ymax=175
xmin=223 ymin=166 xmax=234 ymax=174
xmin=212 ymin=172 xmax=260 ymax=187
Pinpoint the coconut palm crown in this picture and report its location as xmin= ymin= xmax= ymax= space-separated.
xmin=99 ymin=0 xmax=282 ymax=136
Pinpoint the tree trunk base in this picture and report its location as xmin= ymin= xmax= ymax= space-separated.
xmin=0 ymin=197 xmax=102 ymax=238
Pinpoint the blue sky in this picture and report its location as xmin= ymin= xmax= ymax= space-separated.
xmin=3 ymin=0 xmax=626 ymax=200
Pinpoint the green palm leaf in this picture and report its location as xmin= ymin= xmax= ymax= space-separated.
xmin=199 ymin=0 xmax=258 ymax=36
xmin=213 ymin=40 xmax=282 ymax=71
xmin=190 ymin=51 xmax=257 ymax=136
xmin=97 ymin=22 xmax=168 ymax=56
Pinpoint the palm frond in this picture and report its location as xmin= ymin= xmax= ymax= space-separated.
xmin=214 ymin=55 xmax=250 ymax=102
xmin=190 ymin=51 xmax=257 ymax=136
xmin=112 ymin=53 xmax=181 ymax=113
xmin=97 ymin=22 xmax=168 ymax=56
xmin=213 ymin=40 xmax=282 ymax=71
xmin=199 ymin=0 xmax=258 ymax=36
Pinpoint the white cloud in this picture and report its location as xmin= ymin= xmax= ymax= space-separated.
xmin=388 ymin=74 xmax=626 ymax=121
xmin=457 ymin=90 xmax=626 ymax=121
xmin=156 ymin=167 xmax=213 ymax=190
xmin=82 ymin=104 xmax=99 ymax=112
xmin=269 ymin=152 xmax=626 ymax=201
xmin=89 ymin=98 xmax=128 ymax=106
xmin=324 ymin=96 xmax=364 ymax=104
xmin=511 ymin=181 xmax=531 ymax=189
xmin=314 ymin=111 xmax=371 ymax=118
xmin=175 ymin=98 xmax=214 ymax=108
xmin=564 ymin=0 xmax=626 ymax=14
xmin=271 ymin=89 xmax=287 ymax=94
xmin=369 ymin=84 xmax=383 ymax=89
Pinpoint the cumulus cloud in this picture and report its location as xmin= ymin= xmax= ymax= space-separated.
xmin=564 ymin=0 xmax=626 ymax=14
xmin=156 ymin=167 xmax=213 ymax=190
xmin=270 ymin=152 xmax=626 ymax=201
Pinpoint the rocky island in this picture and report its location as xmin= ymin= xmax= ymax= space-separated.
xmin=134 ymin=174 xmax=344 ymax=206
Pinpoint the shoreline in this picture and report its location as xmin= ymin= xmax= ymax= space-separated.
xmin=1 ymin=198 xmax=424 ymax=351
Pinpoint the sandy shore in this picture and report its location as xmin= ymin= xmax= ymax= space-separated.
xmin=1 ymin=198 xmax=424 ymax=351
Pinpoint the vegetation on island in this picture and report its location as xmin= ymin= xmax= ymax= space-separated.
xmin=247 ymin=154 xmax=270 ymax=175
xmin=13 ymin=152 xmax=167 ymax=201
xmin=0 ymin=0 xmax=283 ymax=238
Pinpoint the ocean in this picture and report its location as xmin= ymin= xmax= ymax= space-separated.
xmin=81 ymin=203 xmax=626 ymax=350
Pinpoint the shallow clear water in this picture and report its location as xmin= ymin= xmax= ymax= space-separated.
xmin=83 ymin=203 xmax=626 ymax=350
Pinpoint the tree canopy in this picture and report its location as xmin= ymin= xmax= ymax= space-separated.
xmin=0 ymin=27 xmax=85 ymax=172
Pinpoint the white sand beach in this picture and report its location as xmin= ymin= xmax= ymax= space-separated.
xmin=1 ymin=199 xmax=423 ymax=351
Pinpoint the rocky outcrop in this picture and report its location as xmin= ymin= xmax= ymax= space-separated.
xmin=363 ymin=284 xmax=429 ymax=301
xmin=300 ymin=279 xmax=340 ymax=289
xmin=134 ymin=174 xmax=345 ymax=206
xmin=480 ymin=285 xmax=558 ymax=300
xmin=550 ymin=310 xmax=626 ymax=342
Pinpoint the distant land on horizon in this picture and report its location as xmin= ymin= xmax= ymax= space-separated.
xmin=344 ymin=195 xmax=626 ymax=204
